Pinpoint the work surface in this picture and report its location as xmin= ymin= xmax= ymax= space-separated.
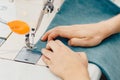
xmin=0 ymin=0 xmax=119 ymax=80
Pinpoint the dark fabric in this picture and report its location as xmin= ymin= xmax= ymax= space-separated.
xmin=34 ymin=0 xmax=120 ymax=80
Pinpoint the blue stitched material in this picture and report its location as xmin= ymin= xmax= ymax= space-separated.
xmin=34 ymin=0 xmax=120 ymax=79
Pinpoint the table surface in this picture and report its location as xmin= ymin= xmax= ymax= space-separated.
xmin=1 ymin=0 xmax=119 ymax=80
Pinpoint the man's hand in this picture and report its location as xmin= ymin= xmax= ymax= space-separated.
xmin=41 ymin=22 xmax=112 ymax=47
xmin=41 ymin=40 xmax=90 ymax=80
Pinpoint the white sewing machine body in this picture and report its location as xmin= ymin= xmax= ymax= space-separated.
xmin=0 ymin=0 xmax=119 ymax=80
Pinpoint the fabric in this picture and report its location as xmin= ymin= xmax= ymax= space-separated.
xmin=34 ymin=0 xmax=120 ymax=80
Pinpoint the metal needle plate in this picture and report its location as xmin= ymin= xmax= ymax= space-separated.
xmin=14 ymin=47 xmax=42 ymax=64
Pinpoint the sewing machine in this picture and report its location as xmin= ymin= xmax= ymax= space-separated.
xmin=1 ymin=0 xmax=119 ymax=80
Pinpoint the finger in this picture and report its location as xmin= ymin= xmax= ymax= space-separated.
xmin=41 ymin=48 xmax=53 ymax=59
xmin=41 ymin=29 xmax=54 ymax=41
xmin=77 ymin=52 xmax=88 ymax=67
xmin=78 ymin=52 xmax=88 ymax=63
xmin=46 ymin=40 xmax=60 ymax=52
xmin=41 ymin=55 xmax=52 ymax=66
xmin=44 ymin=27 xmax=79 ymax=41
xmin=68 ymin=38 xmax=91 ymax=47
xmin=47 ymin=29 xmax=72 ymax=41
xmin=47 ymin=31 xmax=60 ymax=41
xmin=55 ymin=40 xmax=66 ymax=47
xmin=55 ymin=40 xmax=72 ymax=51
xmin=41 ymin=27 xmax=61 ymax=41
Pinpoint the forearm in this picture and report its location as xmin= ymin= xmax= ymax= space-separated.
xmin=103 ymin=14 xmax=120 ymax=35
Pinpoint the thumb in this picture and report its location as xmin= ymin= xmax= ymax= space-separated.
xmin=68 ymin=38 xmax=90 ymax=47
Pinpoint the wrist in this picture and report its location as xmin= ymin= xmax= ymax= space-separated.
xmin=104 ymin=20 xmax=119 ymax=34
xmin=63 ymin=68 xmax=90 ymax=80
xmin=97 ymin=21 xmax=117 ymax=39
xmin=102 ymin=15 xmax=120 ymax=35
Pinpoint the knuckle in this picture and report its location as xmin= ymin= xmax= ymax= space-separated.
xmin=48 ymin=40 xmax=54 ymax=45
xmin=55 ymin=40 xmax=60 ymax=42
xmin=54 ymin=27 xmax=60 ymax=30
xmin=54 ymin=27 xmax=62 ymax=32
xmin=80 ymin=52 xmax=86 ymax=54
